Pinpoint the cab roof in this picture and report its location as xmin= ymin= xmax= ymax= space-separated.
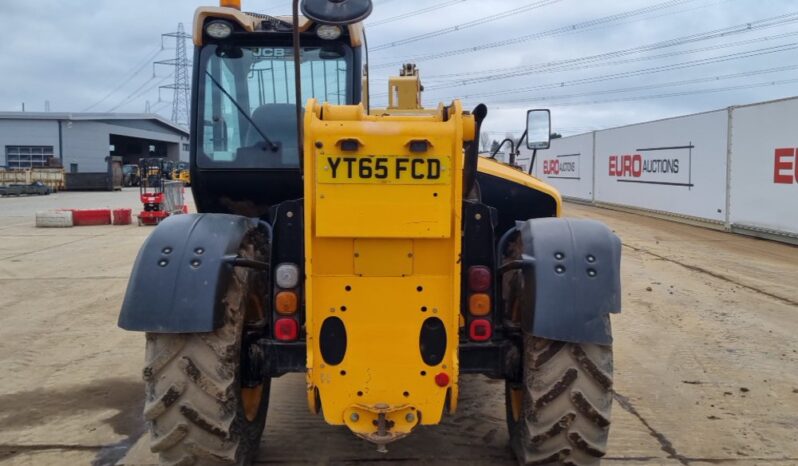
xmin=193 ymin=6 xmax=363 ymax=47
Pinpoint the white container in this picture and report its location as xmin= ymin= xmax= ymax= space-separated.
xmin=593 ymin=109 xmax=730 ymax=223
xmin=525 ymin=132 xmax=595 ymax=202
xmin=729 ymin=97 xmax=798 ymax=238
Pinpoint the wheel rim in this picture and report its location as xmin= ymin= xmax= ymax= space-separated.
xmin=241 ymin=277 xmax=266 ymax=423
xmin=509 ymin=387 xmax=523 ymax=422
xmin=242 ymin=385 xmax=264 ymax=422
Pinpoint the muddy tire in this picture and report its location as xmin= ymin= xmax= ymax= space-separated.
xmin=142 ymin=234 xmax=270 ymax=465
xmin=506 ymin=334 xmax=613 ymax=466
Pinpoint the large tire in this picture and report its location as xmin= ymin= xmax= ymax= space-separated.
xmin=142 ymin=234 xmax=270 ymax=465
xmin=506 ymin=334 xmax=613 ymax=466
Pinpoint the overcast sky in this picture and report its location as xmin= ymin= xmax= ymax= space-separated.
xmin=1 ymin=0 xmax=797 ymax=139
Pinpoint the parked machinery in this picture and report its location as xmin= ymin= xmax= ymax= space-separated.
xmin=123 ymin=164 xmax=141 ymax=187
xmin=136 ymin=158 xmax=186 ymax=226
xmin=173 ymin=161 xmax=191 ymax=186
xmin=118 ymin=1 xmax=622 ymax=465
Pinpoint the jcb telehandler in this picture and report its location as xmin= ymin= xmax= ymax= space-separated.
xmin=119 ymin=1 xmax=622 ymax=464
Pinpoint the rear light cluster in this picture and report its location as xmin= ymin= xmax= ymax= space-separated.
xmin=274 ymin=263 xmax=300 ymax=341
xmin=467 ymin=266 xmax=493 ymax=342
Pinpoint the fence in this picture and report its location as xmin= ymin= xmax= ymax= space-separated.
xmin=522 ymin=95 xmax=798 ymax=244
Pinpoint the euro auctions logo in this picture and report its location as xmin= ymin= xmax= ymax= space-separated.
xmin=608 ymin=154 xmax=680 ymax=177
xmin=542 ymin=159 xmax=561 ymax=175
xmin=607 ymin=144 xmax=694 ymax=188
xmin=774 ymin=148 xmax=798 ymax=184
xmin=542 ymin=154 xmax=580 ymax=180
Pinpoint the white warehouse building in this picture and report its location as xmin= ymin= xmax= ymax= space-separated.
xmin=0 ymin=112 xmax=190 ymax=172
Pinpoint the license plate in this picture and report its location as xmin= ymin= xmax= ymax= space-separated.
xmin=317 ymin=155 xmax=450 ymax=184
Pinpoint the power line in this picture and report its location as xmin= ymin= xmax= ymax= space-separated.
xmin=370 ymin=0 xmax=563 ymax=51
xmin=158 ymin=23 xmax=192 ymax=128
xmin=367 ymin=0 xmax=467 ymax=28
xmin=81 ymin=46 xmax=163 ymax=112
xmin=419 ymin=12 xmax=798 ymax=84
xmin=486 ymin=76 xmax=798 ymax=109
xmin=471 ymin=64 xmax=798 ymax=106
xmin=107 ymin=76 xmax=158 ymax=112
xmin=86 ymin=27 xmax=190 ymax=115
xmin=370 ymin=0 xmax=704 ymax=68
xmin=376 ymin=29 xmax=798 ymax=100
xmin=419 ymin=29 xmax=798 ymax=99
xmin=426 ymin=41 xmax=798 ymax=102
xmin=107 ymin=72 xmax=174 ymax=113
xmin=151 ymin=100 xmax=173 ymax=114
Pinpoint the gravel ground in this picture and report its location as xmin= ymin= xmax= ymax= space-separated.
xmin=0 ymin=190 xmax=796 ymax=466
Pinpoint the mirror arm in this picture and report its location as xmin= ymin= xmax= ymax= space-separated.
xmin=516 ymin=129 xmax=528 ymax=155
xmin=293 ymin=0 xmax=304 ymax=175
xmin=528 ymin=149 xmax=538 ymax=175
xmin=513 ymin=129 xmax=528 ymax=166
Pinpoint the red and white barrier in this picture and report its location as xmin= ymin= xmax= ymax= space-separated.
xmin=35 ymin=210 xmax=73 ymax=228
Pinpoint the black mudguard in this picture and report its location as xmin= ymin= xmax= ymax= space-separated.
xmin=118 ymin=213 xmax=258 ymax=333
xmin=517 ymin=218 xmax=622 ymax=345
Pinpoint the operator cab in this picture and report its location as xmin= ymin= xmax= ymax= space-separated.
xmin=191 ymin=7 xmax=367 ymax=215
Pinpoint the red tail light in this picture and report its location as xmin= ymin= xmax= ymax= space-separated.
xmin=469 ymin=319 xmax=492 ymax=342
xmin=274 ymin=318 xmax=299 ymax=341
xmin=468 ymin=266 xmax=491 ymax=292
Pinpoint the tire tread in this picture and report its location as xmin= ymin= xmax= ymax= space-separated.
xmin=508 ymin=335 xmax=613 ymax=466
xmin=143 ymin=231 xmax=270 ymax=465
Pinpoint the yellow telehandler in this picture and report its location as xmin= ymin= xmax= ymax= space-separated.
xmin=119 ymin=1 xmax=622 ymax=464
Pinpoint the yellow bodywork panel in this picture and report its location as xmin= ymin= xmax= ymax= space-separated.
xmin=477 ymin=156 xmax=563 ymax=217
xmin=388 ymin=75 xmax=422 ymax=110
xmin=313 ymin=126 xmax=457 ymax=240
xmin=316 ymin=182 xmax=453 ymax=238
xmin=303 ymin=99 xmax=473 ymax=444
xmin=354 ymin=239 xmax=413 ymax=277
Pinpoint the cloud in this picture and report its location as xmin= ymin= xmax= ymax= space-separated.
xmin=1 ymin=0 xmax=796 ymax=137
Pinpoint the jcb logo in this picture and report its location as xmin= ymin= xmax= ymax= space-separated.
xmin=252 ymin=48 xmax=286 ymax=58
xmin=774 ymin=148 xmax=798 ymax=184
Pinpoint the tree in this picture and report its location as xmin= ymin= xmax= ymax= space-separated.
xmin=490 ymin=140 xmax=500 ymax=154
xmin=480 ymin=132 xmax=493 ymax=153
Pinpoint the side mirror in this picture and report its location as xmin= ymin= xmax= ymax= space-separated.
xmin=301 ymin=0 xmax=373 ymax=26
xmin=526 ymin=109 xmax=551 ymax=150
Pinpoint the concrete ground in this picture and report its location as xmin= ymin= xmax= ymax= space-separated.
xmin=0 ymin=190 xmax=796 ymax=466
